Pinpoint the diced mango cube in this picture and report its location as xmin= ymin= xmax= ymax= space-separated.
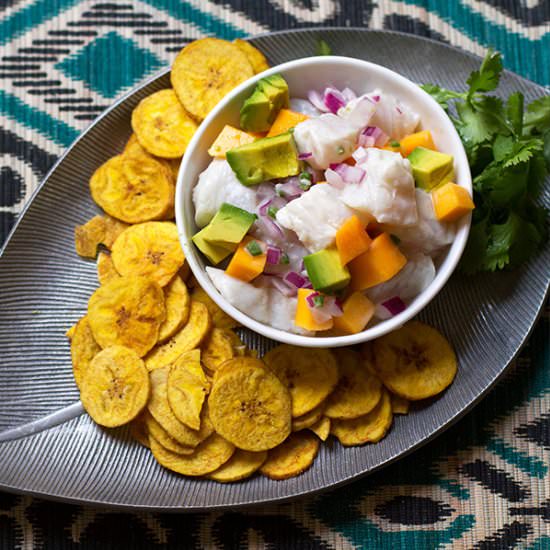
xmin=399 ymin=130 xmax=436 ymax=157
xmin=266 ymin=109 xmax=309 ymax=137
xmin=335 ymin=215 xmax=372 ymax=266
xmin=294 ymin=288 xmax=333 ymax=331
xmin=225 ymin=236 xmax=266 ymax=282
xmin=431 ymin=182 xmax=475 ymax=222
xmin=332 ymin=292 xmax=375 ymax=334
xmin=208 ymin=125 xmax=257 ymax=158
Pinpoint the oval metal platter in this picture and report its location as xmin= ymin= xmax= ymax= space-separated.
xmin=0 ymin=29 xmax=548 ymax=511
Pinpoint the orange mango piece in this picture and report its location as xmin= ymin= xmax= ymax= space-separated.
xmin=294 ymin=289 xmax=333 ymax=332
xmin=208 ymin=125 xmax=256 ymax=158
xmin=332 ymin=292 xmax=375 ymax=335
xmin=431 ymin=182 xmax=475 ymax=222
xmin=349 ymin=233 xmax=407 ymax=290
xmin=399 ymin=130 xmax=436 ymax=157
xmin=225 ymin=236 xmax=266 ymax=282
xmin=335 ymin=215 xmax=372 ymax=266
xmin=267 ymin=109 xmax=309 ymax=137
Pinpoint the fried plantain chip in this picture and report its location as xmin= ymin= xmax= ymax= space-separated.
xmin=207 ymin=449 xmax=267 ymax=482
xmin=324 ymin=348 xmax=382 ymax=420
xmin=88 ymin=275 xmax=165 ymax=357
xmin=263 ymin=345 xmax=339 ymax=418
xmin=150 ymin=432 xmax=235 ymax=476
xmin=130 ymin=413 xmax=150 ymax=448
xmin=330 ymin=389 xmax=393 ymax=446
xmin=178 ymin=260 xmax=190 ymax=282
xmin=171 ymin=38 xmax=254 ymax=121
xmin=167 ymin=349 xmax=210 ymax=430
xmin=143 ymin=410 xmax=194 ymax=455
xmin=74 ymin=214 xmax=128 ymax=258
xmin=390 ymin=393 xmax=410 ymax=415
xmin=70 ymin=316 xmax=101 ymax=389
xmin=209 ymin=357 xmax=291 ymax=452
xmin=167 ymin=157 xmax=182 ymax=181
xmin=111 ymin=222 xmax=184 ymax=287
xmin=65 ymin=323 xmax=76 ymax=340
xmin=131 ymin=89 xmax=198 ymax=159
xmin=201 ymin=328 xmax=235 ymax=372
xmin=191 ymin=286 xmax=240 ymax=329
xmin=158 ymin=276 xmax=190 ymax=342
xmin=145 ymin=300 xmax=211 ymax=371
xmin=90 ymin=155 xmax=174 ymax=224
xmin=123 ymin=133 xmax=139 ymax=154
xmin=233 ymin=39 xmax=269 ymax=74
xmin=260 ymin=432 xmax=320 ymax=480
xmin=148 ymin=366 xmax=213 ymax=447
xmin=291 ymin=403 xmax=324 ymax=432
xmin=96 ymin=251 xmax=121 ymax=285
xmin=372 ymin=321 xmax=458 ymax=400
xmin=309 ymin=417 xmax=330 ymax=441
xmin=80 ymin=345 xmax=150 ymax=428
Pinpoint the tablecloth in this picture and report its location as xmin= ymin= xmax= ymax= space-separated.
xmin=0 ymin=1 xmax=548 ymax=548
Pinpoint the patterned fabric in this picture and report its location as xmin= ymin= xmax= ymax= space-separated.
xmin=0 ymin=1 xmax=548 ymax=548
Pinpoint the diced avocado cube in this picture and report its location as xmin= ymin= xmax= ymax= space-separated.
xmin=240 ymin=74 xmax=289 ymax=133
xmin=192 ymin=226 xmax=232 ymax=265
xmin=303 ymin=247 xmax=350 ymax=293
xmin=204 ymin=203 xmax=257 ymax=251
xmin=408 ymin=146 xmax=455 ymax=190
xmin=226 ymin=132 xmax=300 ymax=186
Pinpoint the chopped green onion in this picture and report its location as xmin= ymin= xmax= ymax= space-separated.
xmin=267 ymin=206 xmax=278 ymax=219
xmin=280 ymin=252 xmax=289 ymax=264
xmin=276 ymin=188 xmax=285 ymax=197
xmin=300 ymin=171 xmax=312 ymax=181
xmin=390 ymin=140 xmax=400 ymax=148
xmin=317 ymin=39 xmax=332 ymax=56
xmin=390 ymin=234 xmax=401 ymax=245
xmin=245 ymin=240 xmax=263 ymax=256
xmin=337 ymin=145 xmax=345 ymax=154
xmin=312 ymin=294 xmax=325 ymax=308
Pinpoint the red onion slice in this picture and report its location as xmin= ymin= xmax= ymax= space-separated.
xmin=381 ymin=296 xmax=407 ymax=316
xmin=352 ymin=147 xmax=368 ymax=163
xmin=266 ymin=246 xmax=281 ymax=265
xmin=329 ymin=163 xmax=366 ymax=184
xmin=298 ymin=152 xmax=313 ymax=160
xmin=284 ymin=271 xmax=307 ymax=288
xmin=342 ymin=87 xmax=357 ymax=103
xmin=307 ymin=90 xmax=329 ymax=112
xmin=323 ymin=87 xmax=346 ymax=114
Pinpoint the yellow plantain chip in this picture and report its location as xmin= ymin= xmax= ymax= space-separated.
xmin=90 ymin=155 xmax=174 ymax=224
xmin=324 ymin=348 xmax=382 ymax=420
xmin=178 ymin=260 xmax=190 ymax=282
xmin=191 ymin=286 xmax=240 ymax=329
xmin=291 ymin=403 xmax=324 ymax=432
xmin=260 ymin=432 xmax=320 ymax=480
xmin=131 ymin=88 xmax=198 ymax=158
xmin=263 ymin=345 xmax=339 ymax=418
xmin=171 ymin=38 xmax=254 ymax=121
xmin=159 ymin=276 xmax=190 ymax=342
xmin=143 ymin=411 xmax=194 ymax=455
xmin=130 ymin=413 xmax=150 ymax=448
xmin=148 ymin=366 xmax=213 ymax=447
xmin=65 ymin=323 xmax=76 ymax=340
xmin=233 ymin=39 xmax=269 ymax=74
xmin=220 ymin=329 xmax=247 ymax=356
xmin=70 ymin=316 xmax=101 ymax=389
xmin=150 ymin=432 xmax=235 ymax=476
xmin=111 ymin=222 xmax=184 ymax=287
xmin=330 ymin=390 xmax=393 ymax=446
xmin=207 ymin=449 xmax=267 ymax=483
xmin=88 ymin=275 xmax=165 ymax=357
xmin=208 ymin=357 xmax=292 ymax=451
xmin=167 ymin=349 xmax=210 ymax=430
xmin=201 ymin=328 xmax=235 ymax=372
xmin=391 ymin=393 xmax=410 ymax=415
xmin=74 ymin=214 xmax=128 ymax=258
xmin=145 ymin=300 xmax=211 ymax=371
xmin=309 ymin=417 xmax=331 ymax=441
xmin=80 ymin=345 xmax=150 ymax=428
xmin=372 ymin=321 xmax=458 ymax=400
xmin=167 ymin=157 xmax=182 ymax=181
xmin=96 ymin=251 xmax=120 ymax=285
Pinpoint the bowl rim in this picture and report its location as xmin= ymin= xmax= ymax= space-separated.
xmin=175 ymin=55 xmax=472 ymax=348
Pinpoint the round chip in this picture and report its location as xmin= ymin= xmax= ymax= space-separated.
xmin=291 ymin=403 xmax=324 ymax=432
xmin=309 ymin=417 xmax=331 ymax=441
xmin=70 ymin=316 xmax=101 ymax=389
xmin=201 ymin=328 xmax=235 ymax=372
xmin=191 ymin=286 xmax=240 ymax=329
xmin=159 ymin=276 xmax=190 ymax=342
xmin=171 ymin=38 xmax=254 ymax=121
xmin=208 ymin=449 xmax=267 ymax=483
xmin=208 ymin=358 xmax=292 ymax=451
xmin=260 ymin=432 xmax=320 ymax=480
xmin=131 ymin=89 xmax=198 ymax=158
xmin=90 ymin=155 xmax=174 ymax=224
xmin=391 ymin=393 xmax=410 ymax=415
xmin=150 ymin=433 xmax=235 ymax=477
xmin=74 ymin=214 xmax=128 ymax=258
xmin=111 ymin=222 xmax=184 ymax=287
xmin=167 ymin=349 xmax=210 ymax=430
xmin=130 ymin=414 xmax=150 ymax=448
xmin=167 ymin=157 xmax=182 ymax=181
xmin=372 ymin=321 xmax=458 ymax=400
xmin=96 ymin=251 xmax=120 ymax=285
xmin=233 ymin=39 xmax=269 ymax=74
xmin=148 ymin=366 xmax=213 ymax=447
xmin=324 ymin=348 xmax=382 ymax=420
xmin=65 ymin=323 xmax=76 ymax=340
xmin=145 ymin=300 xmax=211 ymax=372
xmin=88 ymin=275 xmax=165 ymax=357
xmin=330 ymin=390 xmax=393 ymax=446
xmin=263 ymin=345 xmax=339 ymax=418
xmin=144 ymin=411 xmax=194 ymax=455
xmin=80 ymin=345 xmax=150 ymax=428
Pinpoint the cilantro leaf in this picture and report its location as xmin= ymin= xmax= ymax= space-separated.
xmin=474 ymin=159 xmax=529 ymax=207
xmin=460 ymin=219 xmax=489 ymax=274
xmin=466 ymin=49 xmax=503 ymax=99
xmin=420 ymin=84 xmax=463 ymax=112
xmin=316 ymin=39 xmax=332 ymax=56
xmin=524 ymin=96 xmax=550 ymax=134
xmin=543 ymin=130 xmax=550 ymax=168
xmin=456 ymin=99 xmax=504 ymax=146
xmin=506 ymin=92 xmax=524 ymax=136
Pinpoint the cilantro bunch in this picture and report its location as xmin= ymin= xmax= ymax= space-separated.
xmin=422 ymin=50 xmax=549 ymax=273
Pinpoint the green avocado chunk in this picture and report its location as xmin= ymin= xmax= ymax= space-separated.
xmin=408 ymin=146 xmax=455 ymax=190
xmin=240 ymin=74 xmax=289 ymax=133
xmin=226 ymin=131 xmax=300 ymax=186
xmin=191 ymin=226 xmax=231 ymax=265
xmin=204 ymin=203 xmax=257 ymax=251
xmin=303 ymin=247 xmax=350 ymax=293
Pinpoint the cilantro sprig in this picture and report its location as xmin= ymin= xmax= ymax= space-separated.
xmin=421 ymin=49 xmax=548 ymax=274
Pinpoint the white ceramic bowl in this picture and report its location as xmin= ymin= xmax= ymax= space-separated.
xmin=176 ymin=56 xmax=472 ymax=347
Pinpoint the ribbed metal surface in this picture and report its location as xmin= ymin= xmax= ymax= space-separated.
xmin=0 ymin=30 xmax=548 ymax=510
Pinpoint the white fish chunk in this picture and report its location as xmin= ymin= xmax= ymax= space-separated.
xmin=289 ymin=98 xmax=322 ymax=117
xmin=366 ymin=89 xmax=420 ymax=140
xmin=337 ymin=94 xmax=377 ymax=131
